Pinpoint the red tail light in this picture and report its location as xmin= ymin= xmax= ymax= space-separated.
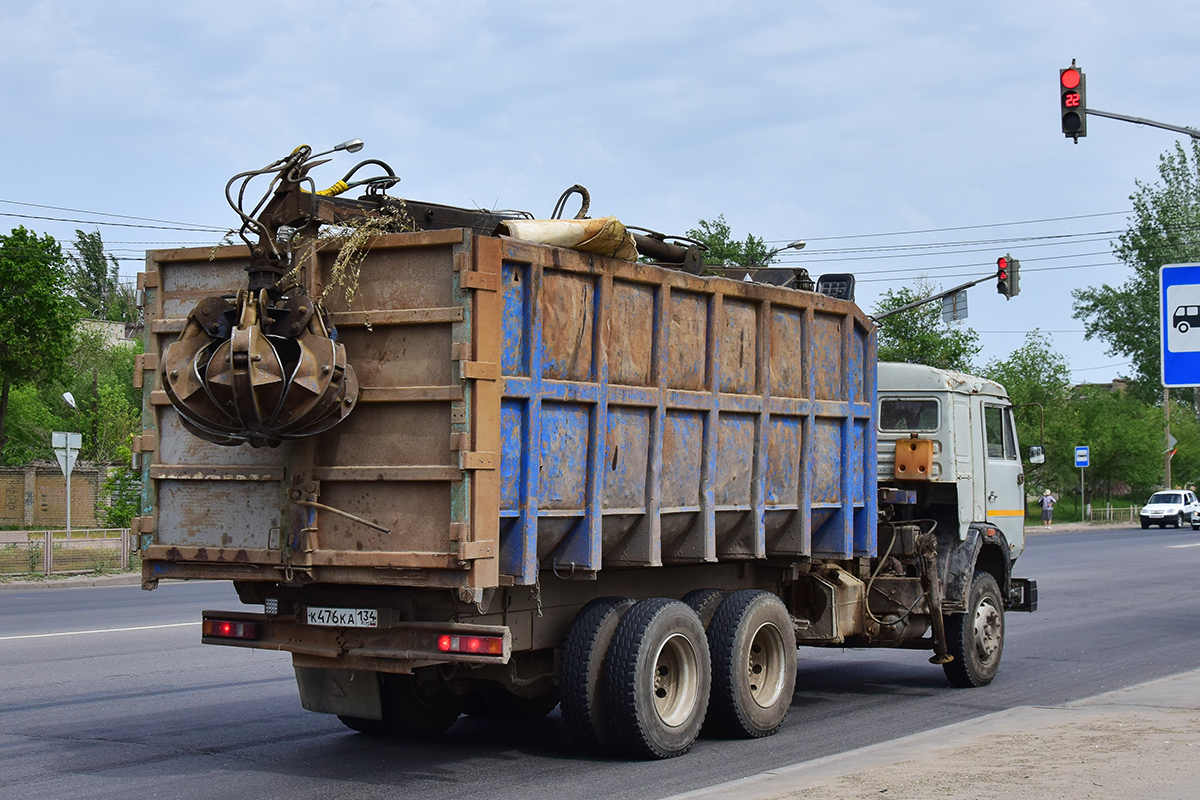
xmin=437 ymin=633 xmax=503 ymax=655
xmin=203 ymin=618 xmax=261 ymax=640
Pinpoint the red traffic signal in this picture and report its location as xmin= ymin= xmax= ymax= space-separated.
xmin=1060 ymin=64 xmax=1087 ymax=140
xmin=996 ymin=255 xmax=1020 ymax=299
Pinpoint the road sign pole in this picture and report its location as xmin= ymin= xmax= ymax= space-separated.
xmin=1080 ymin=467 xmax=1085 ymax=522
xmin=65 ymin=443 xmax=71 ymax=537
xmin=1164 ymin=387 xmax=1172 ymax=489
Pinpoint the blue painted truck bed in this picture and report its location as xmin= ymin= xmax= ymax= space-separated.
xmin=139 ymin=229 xmax=877 ymax=590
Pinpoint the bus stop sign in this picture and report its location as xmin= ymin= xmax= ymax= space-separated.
xmin=1160 ymin=263 xmax=1200 ymax=387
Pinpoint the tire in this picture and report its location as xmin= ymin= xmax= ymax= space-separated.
xmin=1141 ymin=519 xmax=1150 ymax=530
xmin=681 ymin=588 xmax=725 ymax=629
xmin=705 ymin=590 xmax=797 ymax=739
xmin=337 ymin=714 xmax=390 ymax=734
xmin=1180 ymin=322 xmax=1191 ymax=334
xmin=558 ymin=596 xmax=634 ymax=753
xmin=468 ymin=683 xmax=560 ymax=720
xmin=339 ymin=672 xmax=462 ymax=737
xmin=604 ymin=598 xmax=711 ymax=759
xmin=1175 ymin=513 xmax=1185 ymax=529
xmin=943 ymin=571 xmax=1005 ymax=688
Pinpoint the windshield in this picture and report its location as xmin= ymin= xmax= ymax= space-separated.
xmin=1148 ymin=492 xmax=1183 ymax=505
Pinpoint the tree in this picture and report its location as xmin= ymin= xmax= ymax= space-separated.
xmin=0 ymin=327 xmax=141 ymax=465
xmin=982 ymin=331 xmax=1077 ymax=491
xmin=0 ymin=227 xmax=79 ymax=453
xmin=67 ymin=229 xmax=137 ymax=322
xmin=1073 ymin=140 xmax=1200 ymax=404
xmin=871 ymin=280 xmax=981 ymax=373
xmin=687 ymin=215 xmax=778 ymax=270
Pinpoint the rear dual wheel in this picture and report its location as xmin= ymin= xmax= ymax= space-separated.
xmin=705 ymin=590 xmax=796 ymax=738
xmin=604 ymin=599 xmax=711 ymax=759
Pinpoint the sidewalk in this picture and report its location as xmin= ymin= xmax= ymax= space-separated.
xmin=665 ymin=668 xmax=1200 ymax=800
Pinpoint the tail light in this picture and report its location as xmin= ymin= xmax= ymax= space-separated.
xmin=437 ymin=634 xmax=503 ymax=655
xmin=202 ymin=618 xmax=261 ymax=640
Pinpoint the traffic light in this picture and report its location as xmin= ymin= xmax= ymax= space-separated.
xmin=997 ymin=254 xmax=1020 ymax=299
xmin=1060 ymin=62 xmax=1087 ymax=140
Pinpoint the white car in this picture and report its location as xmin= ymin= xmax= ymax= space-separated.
xmin=1139 ymin=490 xmax=1200 ymax=529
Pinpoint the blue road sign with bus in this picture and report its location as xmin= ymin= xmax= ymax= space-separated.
xmin=1161 ymin=263 xmax=1200 ymax=387
xmin=1075 ymin=446 xmax=1089 ymax=468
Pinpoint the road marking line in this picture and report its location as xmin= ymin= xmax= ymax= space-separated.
xmin=0 ymin=622 xmax=200 ymax=641
xmin=1166 ymin=543 xmax=1200 ymax=549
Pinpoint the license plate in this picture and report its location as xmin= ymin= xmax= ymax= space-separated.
xmin=306 ymin=607 xmax=378 ymax=628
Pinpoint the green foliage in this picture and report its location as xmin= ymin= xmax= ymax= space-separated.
xmin=67 ymin=229 xmax=137 ymax=323
xmin=1072 ymin=385 xmax=1166 ymax=498
xmin=102 ymin=463 xmax=141 ymax=528
xmin=0 ymin=227 xmax=80 ymax=451
xmin=687 ymin=215 xmax=777 ymax=270
xmin=0 ymin=325 xmax=141 ymax=465
xmin=1073 ymin=140 xmax=1200 ymax=404
xmin=982 ymin=330 xmax=1076 ymax=488
xmin=872 ymin=281 xmax=981 ymax=373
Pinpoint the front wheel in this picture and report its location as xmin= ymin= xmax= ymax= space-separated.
xmin=942 ymin=571 xmax=1005 ymax=688
xmin=1141 ymin=519 xmax=1150 ymax=530
xmin=1175 ymin=513 xmax=1185 ymax=529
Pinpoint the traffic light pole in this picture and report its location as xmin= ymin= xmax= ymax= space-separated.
xmin=872 ymin=271 xmax=998 ymax=323
xmin=1085 ymin=108 xmax=1200 ymax=141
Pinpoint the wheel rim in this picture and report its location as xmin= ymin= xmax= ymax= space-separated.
xmin=652 ymin=633 xmax=700 ymax=728
xmin=972 ymin=597 xmax=1002 ymax=665
xmin=746 ymin=621 xmax=788 ymax=709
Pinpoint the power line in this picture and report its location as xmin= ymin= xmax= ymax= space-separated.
xmin=764 ymin=209 xmax=1133 ymax=245
xmin=1070 ymin=361 xmax=1132 ymax=373
xmin=0 ymin=211 xmax=227 ymax=233
xmin=0 ymin=199 xmax=225 ymax=231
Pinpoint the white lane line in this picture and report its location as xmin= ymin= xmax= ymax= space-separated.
xmin=0 ymin=622 xmax=200 ymax=641
xmin=1166 ymin=543 xmax=1200 ymax=549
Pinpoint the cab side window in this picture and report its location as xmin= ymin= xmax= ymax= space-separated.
xmin=984 ymin=405 xmax=1016 ymax=460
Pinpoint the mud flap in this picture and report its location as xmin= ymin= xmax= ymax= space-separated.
xmin=294 ymin=666 xmax=382 ymax=720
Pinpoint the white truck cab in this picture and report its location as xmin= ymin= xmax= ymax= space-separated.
xmin=875 ymin=362 xmax=1037 ymax=634
xmin=876 ymin=362 xmax=1027 ymax=557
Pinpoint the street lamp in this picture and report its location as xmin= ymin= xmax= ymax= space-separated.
xmin=743 ymin=240 xmax=809 ymax=285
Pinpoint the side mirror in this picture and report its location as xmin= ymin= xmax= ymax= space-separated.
xmin=1028 ymin=445 xmax=1046 ymax=465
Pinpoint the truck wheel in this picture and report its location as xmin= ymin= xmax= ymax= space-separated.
xmin=337 ymin=715 xmax=390 ymax=735
xmin=604 ymin=598 xmax=711 ymax=759
xmin=704 ymin=590 xmax=796 ymax=738
xmin=681 ymin=588 xmax=725 ymax=628
xmin=942 ymin=571 xmax=1005 ymax=688
xmin=559 ymin=596 xmax=634 ymax=753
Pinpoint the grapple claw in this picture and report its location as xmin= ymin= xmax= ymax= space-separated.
xmin=159 ymin=289 xmax=358 ymax=447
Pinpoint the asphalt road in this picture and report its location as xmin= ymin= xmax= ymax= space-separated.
xmin=2 ymin=525 xmax=1199 ymax=800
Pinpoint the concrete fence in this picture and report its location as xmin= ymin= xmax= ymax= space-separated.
xmin=0 ymin=529 xmax=133 ymax=576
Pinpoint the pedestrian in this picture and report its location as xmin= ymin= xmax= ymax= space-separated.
xmin=1038 ymin=489 xmax=1056 ymax=528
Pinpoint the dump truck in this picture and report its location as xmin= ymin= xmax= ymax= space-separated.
xmin=132 ymin=143 xmax=1039 ymax=759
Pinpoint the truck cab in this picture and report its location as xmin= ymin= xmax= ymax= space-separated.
xmin=876 ymin=361 xmax=1036 ymax=622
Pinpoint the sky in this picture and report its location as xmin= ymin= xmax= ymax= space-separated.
xmin=3 ymin=1 xmax=1200 ymax=383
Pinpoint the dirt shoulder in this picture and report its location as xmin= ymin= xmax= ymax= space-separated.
xmin=666 ymin=669 xmax=1200 ymax=800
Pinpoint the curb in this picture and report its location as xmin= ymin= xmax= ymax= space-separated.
xmin=0 ymin=572 xmax=142 ymax=591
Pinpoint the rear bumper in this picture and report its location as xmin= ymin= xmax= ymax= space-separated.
xmin=201 ymin=609 xmax=512 ymax=671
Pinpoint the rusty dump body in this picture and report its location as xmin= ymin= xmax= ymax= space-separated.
xmin=136 ymin=229 xmax=877 ymax=593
